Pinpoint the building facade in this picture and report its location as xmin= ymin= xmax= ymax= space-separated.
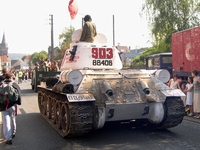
xmin=0 ymin=33 xmax=8 ymax=56
xmin=0 ymin=33 xmax=11 ymax=70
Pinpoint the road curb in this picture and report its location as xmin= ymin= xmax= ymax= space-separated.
xmin=184 ymin=116 xmax=200 ymax=124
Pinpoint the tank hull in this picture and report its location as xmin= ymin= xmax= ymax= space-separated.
xmin=37 ymin=69 xmax=185 ymax=137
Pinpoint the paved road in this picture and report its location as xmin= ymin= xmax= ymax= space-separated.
xmin=0 ymin=82 xmax=200 ymax=150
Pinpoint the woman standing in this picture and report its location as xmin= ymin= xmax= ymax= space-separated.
xmin=191 ymin=70 xmax=200 ymax=118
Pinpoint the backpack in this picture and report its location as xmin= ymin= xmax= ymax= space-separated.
xmin=0 ymin=82 xmax=19 ymax=111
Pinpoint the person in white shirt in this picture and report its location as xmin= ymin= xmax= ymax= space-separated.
xmin=169 ymin=74 xmax=180 ymax=89
xmin=185 ymin=76 xmax=194 ymax=117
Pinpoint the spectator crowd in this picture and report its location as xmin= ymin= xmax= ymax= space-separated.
xmin=34 ymin=58 xmax=59 ymax=72
xmin=168 ymin=69 xmax=200 ymax=118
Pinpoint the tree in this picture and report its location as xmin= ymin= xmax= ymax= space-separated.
xmin=21 ymin=55 xmax=27 ymax=61
xmin=133 ymin=0 xmax=200 ymax=65
xmin=143 ymin=0 xmax=200 ymax=49
xmin=59 ymin=26 xmax=75 ymax=48
xmin=54 ymin=26 xmax=75 ymax=66
xmin=30 ymin=50 xmax=48 ymax=66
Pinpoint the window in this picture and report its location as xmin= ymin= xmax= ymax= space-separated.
xmin=154 ymin=56 xmax=160 ymax=67
xmin=162 ymin=56 xmax=172 ymax=64
xmin=147 ymin=58 xmax=153 ymax=67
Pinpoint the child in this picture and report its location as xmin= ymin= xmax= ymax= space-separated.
xmin=185 ymin=76 xmax=194 ymax=117
xmin=180 ymin=83 xmax=186 ymax=107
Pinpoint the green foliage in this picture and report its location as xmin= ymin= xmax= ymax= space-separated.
xmin=21 ymin=55 xmax=26 ymax=61
xmin=54 ymin=48 xmax=66 ymax=67
xmin=30 ymin=50 xmax=48 ymax=65
xmin=134 ymin=0 xmax=200 ymax=65
xmin=54 ymin=26 xmax=75 ymax=66
xmin=143 ymin=0 xmax=200 ymax=46
xmin=132 ymin=47 xmax=156 ymax=66
xmin=59 ymin=26 xmax=75 ymax=48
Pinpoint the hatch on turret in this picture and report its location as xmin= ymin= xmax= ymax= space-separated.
xmin=60 ymin=29 xmax=123 ymax=71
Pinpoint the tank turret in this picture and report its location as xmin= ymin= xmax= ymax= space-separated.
xmin=60 ymin=29 xmax=123 ymax=70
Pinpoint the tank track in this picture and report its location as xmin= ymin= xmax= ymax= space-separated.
xmin=37 ymin=87 xmax=94 ymax=137
xmin=157 ymin=97 xmax=185 ymax=129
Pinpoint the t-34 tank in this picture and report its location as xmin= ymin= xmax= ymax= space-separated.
xmin=37 ymin=30 xmax=185 ymax=137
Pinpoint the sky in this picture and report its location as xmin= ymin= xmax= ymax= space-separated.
xmin=0 ymin=0 xmax=152 ymax=54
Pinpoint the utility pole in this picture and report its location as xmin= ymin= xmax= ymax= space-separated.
xmin=49 ymin=14 xmax=54 ymax=61
xmin=82 ymin=17 xmax=84 ymax=28
xmin=113 ymin=15 xmax=115 ymax=46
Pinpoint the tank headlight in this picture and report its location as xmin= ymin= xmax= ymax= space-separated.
xmin=60 ymin=70 xmax=83 ymax=85
xmin=155 ymin=69 xmax=170 ymax=83
xmin=68 ymin=70 xmax=83 ymax=85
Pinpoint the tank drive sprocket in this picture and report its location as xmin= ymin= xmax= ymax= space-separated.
xmin=157 ymin=97 xmax=185 ymax=129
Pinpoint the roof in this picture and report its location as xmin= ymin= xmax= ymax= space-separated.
xmin=1 ymin=33 xmax=5 ymax=44
xmin=24 ymin=55 xmax=31 ymax=60
xmin=123 ymin=49 xmax=145 ymax=58
xmin=11 ymin=59 xmax=25 ymax=68
xmin=0 ymin=32 xmax=7 ymax=49
xmin=147 ymin=52 xmax=172 ymax=58
xmin=11 ymin=60 xmax=18 ymax=65
xmin=0 ymin=55 xmax=11 ymax=61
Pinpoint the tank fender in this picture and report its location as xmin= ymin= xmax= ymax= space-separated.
xmin=94 ymin=107 xmax=106 ymax=129
xmin=161 ymin=89 xmax=186 ymax=97
xmin=148 ymin=103 xmax=164 ymax=124
xmin=66 ymin=93 xmax=96 ymax=102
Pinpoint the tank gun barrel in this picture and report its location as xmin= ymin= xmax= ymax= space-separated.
xmin=101 ymin=81 xmax=113 ymax=96
xmin=140 ymin=80 xmax=150 ymax=95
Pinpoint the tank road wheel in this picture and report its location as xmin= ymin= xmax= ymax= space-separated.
xmin=38 ymin=92 xmax=47 ymax=115
xmin=38 ymin=92 xmax=43 ymax=113
xmin=55 ymin=101 xmax=61 ymax=129
xmin=52 ymin=98 xmax=57 ymax=124
xmin=146 ymin=97 xmax=185 ymax=129
xmin=43 ymin=94 xmax=48 ymax=116
xmin=34 ymin=79 xmax=37 ymax=92
xmin=61 ymin=103 xmax=70 ymax=134
xmin=46 ymin=96 xmax=52 ymax=119
xmin=158 ymin=97 xmax=185 ymax=129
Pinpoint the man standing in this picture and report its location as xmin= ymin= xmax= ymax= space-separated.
xmin=18 ymin=70 xmax=23 ymax=84
xmin=1 ymin=73 xmax=21 ymax=145
xmin=78 ymin=15 xmax=97 ymax=43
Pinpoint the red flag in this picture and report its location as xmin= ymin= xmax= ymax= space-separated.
xmin=68 ymin=0 xmax=78 ymax=20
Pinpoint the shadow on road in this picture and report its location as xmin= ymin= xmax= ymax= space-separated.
xmin=65 ymin=122 xmax=178 ymax=150
xmin=0 ymin=112 xmax=194 ymax=150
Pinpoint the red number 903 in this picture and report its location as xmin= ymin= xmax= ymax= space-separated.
xmin=92 ymin=48 xmax=113 ymax=59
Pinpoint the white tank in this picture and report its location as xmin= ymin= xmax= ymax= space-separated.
xmin=60 ymin=29 xmax=123 ymax=71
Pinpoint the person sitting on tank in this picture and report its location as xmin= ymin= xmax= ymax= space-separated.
xmin=76 ymin=15 xmax=97 ymax=43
